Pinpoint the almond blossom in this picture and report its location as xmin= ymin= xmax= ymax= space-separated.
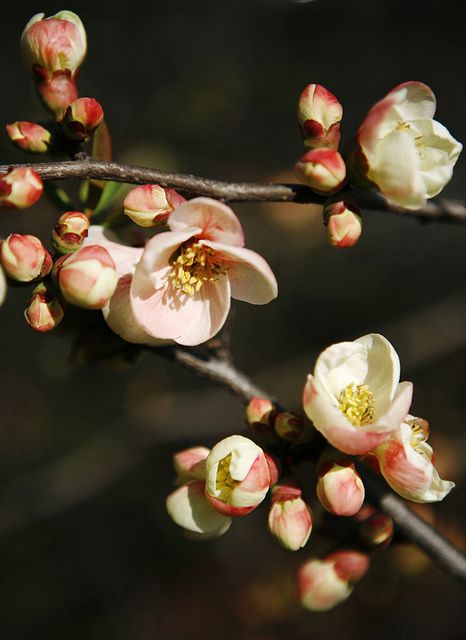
xmin=130 ymin=197 xmax=278 ymax=346
xmin=303 ymin=333 xmax=413 ymax=455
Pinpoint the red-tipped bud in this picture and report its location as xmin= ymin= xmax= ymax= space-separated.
xmin=173 ymin=446 xmax=210 ymax=481
xmin=245 ymin=396 xmax=277 ymax=441
xmin=54 ymin=244 xmax=118 ymax=309
xmin=295 ymin=149 xmax=346 ymax=195
xmin=298 ymin=550 xmax=369 ymax=612
xmin=51 ymin=211 xmax=90 ymax=254
xmin=62 ymin=98 xmax=104 ymax=140
xmin=324 ymin=199 xmax=362 ymax=248
xmin=204 ymin=435 xmax=271 ymax=517
xmin=0 ymin=168 xmax=43 ymax=210
xmin=6 ymin=122 xmax=52 ymax=153
xmin=297 ymin=84 xmax=343 ymax=150
xmin=123 ymin=185 xmax=185 ymax=227
xmin=316 ymin=458 xmax=365 ymax=517
xmin=268 ymin=483 xmax=313 ymax=551
xmin=34 ymin=68 xmax=79 ymax=119
xmin=274 ymin=411 xmax=313 ymax=444
xmin=1 ymin=234 xmax=52 ymax=282
xmin=21 ymin=11 xmax=87 ymax=77
xmin=361 ymin=512 xmax=394 ymax=547
xmin=24 ymin=282 xmax=64 ymax=332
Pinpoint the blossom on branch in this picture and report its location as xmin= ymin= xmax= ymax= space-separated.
xmin=130 ymin=197 xmax=278 ymax=346
xmin=346 ymin=81 xmax=462 ymax=209
xmin=303 ymin=333 xmax=413 ymax=455
xmin=373 ymin=415 xmax=455 ymax=502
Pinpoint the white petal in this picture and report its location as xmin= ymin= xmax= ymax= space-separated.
xmin=355 ymin=333 xmax=400 ymax=414
xmin=166 ymin=480 xmax=232 ymax=535
xmin=168 ymin=197 xmax=245 ymax=246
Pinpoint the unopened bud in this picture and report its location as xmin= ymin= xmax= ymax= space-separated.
xmin=1 ymin=234 xmax=52 ymax=282
xmin=245 ymin=396 xmax=277 ymax=441
xmin=6 ymin=122 xmax=52 ymax=153
xmin=268 ymin=483 xmax=313 ymax=551
xmin=295 ymin=149 xmax=346 ymax=195
xmin=274 ymin=411 xmax=313 ymax=444
xmin=123 ymin=185 xmax=185 ymax=227
xmin=173 ymin=446 xmax=210 ymax=481
xmin=22 ymin=11 xmax=87 ymax=77
xmin=324 ymin=199 xmax=362 ymax=248
xmin=0 ymin=168 xmax=43 ymax=210
xmin=316 ymin=457 xmax=365 ymax=516
xmin=361 ymin=512 xmax=394 ymax=547
xmin=24 ymin=282 xmax=64 ymax=332
xmin=51 ymin=211 xmax=90 ymax=254
xmin=297 ymin=84 xmax=343 ymax=150
xmin=62 ymin=98 xmax=104 ymax=140
xmin=34 ymin=68 xmax=79 ymax=119
xmin=54 ymin=244 xmax=118 ymax=309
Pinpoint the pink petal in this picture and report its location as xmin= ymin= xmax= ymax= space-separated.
xmin=85 ymin=226 xmax=143 ymax=277
xmin=168 ymin=197 xmax=244 ymax=246
xmin=201 ymin=240 xmax=278 ymax=304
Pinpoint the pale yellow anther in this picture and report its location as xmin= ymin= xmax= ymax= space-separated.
xmin=339 ymin=382 xmax=375 ymax=427
xmin=215 ymin=453 xmax=240 ymax=501
xmin=408 ymin=417 xmax=429 ymax=450
xmin=168 ymin=241 xmax=227 ymax=296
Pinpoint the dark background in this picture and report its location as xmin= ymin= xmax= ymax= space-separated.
xmin=0 ymin=1 xmax=465 ymax=638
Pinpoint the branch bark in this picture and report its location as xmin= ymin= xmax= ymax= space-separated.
xmin=1 ymin=159 xmax=465 ymax=222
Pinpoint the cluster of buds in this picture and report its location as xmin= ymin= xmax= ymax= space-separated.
xmin=245 ymin=397 xmax=313 ymax=445
xmin=124 ymin=185 xmax=185 ymax=227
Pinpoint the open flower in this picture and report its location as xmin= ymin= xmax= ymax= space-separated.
xmin=347 ymin=81 xmax=462 ymax=209
xmin=373 ymin=415 xmax=455 ymax=502
xmin=130 ymin=197 xmax=277 ymax=346
xmin=303 ymin=334 xmax=413 ymax=455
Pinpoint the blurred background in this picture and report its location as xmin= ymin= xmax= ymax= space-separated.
xmin=0 ymin=0 xmax=465 ymax=638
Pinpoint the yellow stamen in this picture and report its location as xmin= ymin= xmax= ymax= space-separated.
xmin=168 ymin=241 xmax=227 ymax=296
xmin=408 ymin=417 xmax=429 ymax=450
xmin=215 ymin=453 xmax=239 ymax=501
xmin=339 ymin=382 xmax=375 ymax=427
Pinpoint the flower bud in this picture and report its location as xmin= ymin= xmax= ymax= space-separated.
xmin=6 ymin=122 xmax=52 ymax=153
xmin=51 ymin=211 xmax=90 ymax=254
xmin=245 ymin=397 xmax=277 ymax=441
xmin=295 ymin=149 xmax=346 ymax=195
xmin=316 ymin=458 xmax=365 ymax=516
xmin=123 ymin=185 xmax=186 ymax=227
xmin=54 ymin=244 xmax=118 ymax=309
xmin=298 ymin=550 xmax=369 ymax=612
xmin=274 ymin=411 xmax=313 ymax=444
xmin=1 ymin=234 xmax=52 ymax=282
xmin=24 ymin=282 xmax=64 ymax=332
xmin=297 ymin=84 xmax=343 ymax=150
xmin=34 ymin=69 xmax=79 ymax=118
xmin=166 ymin=479 xmax=232 ymax=540
xmin=205 ymin=435 xmax=272 ymax=517
xmin=0 ymin=168 xmax=43 ymax=209
xmin=173 ymin=446 xmax=210 ymax=481
xmin=324 ymin=199 xmax=362 ymax=248
xmin=62 ymin=98 xmax=104 ymax=140
xmin=361 ymin=512 xmax=394 ymax=547
xmin=21 ymin=11 xmax=87 ymax=77
xmin=268 ymin=483 xmax=313 ymax=551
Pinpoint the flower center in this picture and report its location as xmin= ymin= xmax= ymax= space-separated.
xmin=215 ymin=453 xmax=239 ymax=500
xmin=168 ymin=241 xmax=226 ymax=296
xmin=339 ymin=383 xmax=375 ymax=427
xmin=408 ymin=416 xmax=429 ymax=450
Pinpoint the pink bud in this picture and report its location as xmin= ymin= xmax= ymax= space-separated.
xmin=54 ymin=244 xmax=118 ymax=309
xmin=1 ymin=234 xmax=52 ymax=282
xmin=173 ymin=446 xmax=210 ymax=481
xmin=123 ymin=185 xmax=185 ymax=227
xmin=361 ymin=512 xmax=394 ymax=547
xmin=62 ymin=98 xmax=104 ymax=140
xmin=21 ymin=11 xmax=87 ymax=77
xmin=316 ymin=458 xmax=365 ymax=516
xmin=324 ymin=199 xmax=362 ymax=248
xmin=205 ymin=435 xmax=271 ymax=517
xmin=6 ymin=122 xmax=52 ymax=153
xmin=297 ymin=84 xmax=343 ymax=150
xmin=0 ymin=168 xmax=43 ymax=210
xmin=268 ymin=483 xmax=313 ymax=551
xmin=245 ymin=397 xmax=277 ymax=441
xmin=34 ymin=68 xmax=79 ymax=119
xmin=295 ymin=149 xmax=347 ymax=195
xmin=51 ymin=211 xmax=90 ymax=254
xmin=264 ymin=452 xmax=281 ymax=486
xmin=325 ymin=550 xmax=370 ymax=583
xmin=274 ymin=411 xmax=313 ymax=444
xmin=24 ymin=282 xmax=64 ymax=332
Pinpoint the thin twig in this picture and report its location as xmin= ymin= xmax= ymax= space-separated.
xmin=1 ymin=159 xmax=465 ymax=222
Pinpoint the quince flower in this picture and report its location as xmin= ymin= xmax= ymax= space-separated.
xmin=303 ymin=334 xmax=413 ymax=455
xmin=373 ymin=415 xmax=455 ymax=503
xmin=348 ymin=81 xmax=462 ymax=209
xmin=130 ymin=197 xmax=278 ymax=346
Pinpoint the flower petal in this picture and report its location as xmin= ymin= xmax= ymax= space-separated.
xmin=166 ymin=480 xmax=232 ymax=536
xmin=201 ymin=240 xmax=278 ymax=304
xmin=84 ymin=225 xmax=143 ymax=277
xmin=355 ymin=333 xmax=400 ymax=414
xmin=168 ymin=197 xmax=244 ymax=246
